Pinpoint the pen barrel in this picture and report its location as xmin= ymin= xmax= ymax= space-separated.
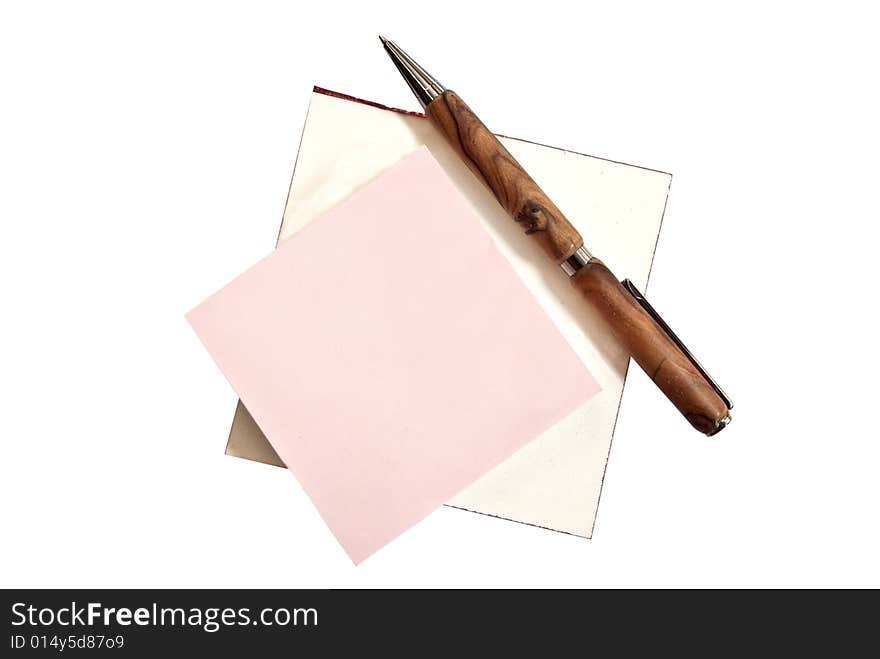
xmin=426 ymin=90 xmax=583 ymax=263
xmin=427 ymin=89 xmax=729 ymax=434
xmin=571 ymin=260 xmax=730 ymax=434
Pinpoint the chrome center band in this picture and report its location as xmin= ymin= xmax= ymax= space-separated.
xmin=560 ymin=246 xmax=592 ymax=276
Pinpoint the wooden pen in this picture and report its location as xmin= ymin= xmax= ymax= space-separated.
xmin=381 ymin=36 xmax=732 ymax=435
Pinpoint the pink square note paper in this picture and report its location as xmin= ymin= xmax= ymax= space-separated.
xmin=187 ymin=147 xmax=599 ymax=562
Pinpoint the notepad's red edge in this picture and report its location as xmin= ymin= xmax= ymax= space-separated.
xmin=313 ymin=86 xmax=427 ymax=119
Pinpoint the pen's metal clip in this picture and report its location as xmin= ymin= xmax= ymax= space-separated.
xmin=621 ymin=279 xmax=733 ymax=410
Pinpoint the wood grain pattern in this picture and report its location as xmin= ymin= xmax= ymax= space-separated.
xmin=426 ymin=89 xmax=729 ymax=434
xmin=571 ymin=260 xmax=729 ymax=434
xmin=426 ymin=90 xmax=583 ymax=263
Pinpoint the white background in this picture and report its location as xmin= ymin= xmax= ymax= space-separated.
xmin=2 ymin=1 xmax=878 ymax=588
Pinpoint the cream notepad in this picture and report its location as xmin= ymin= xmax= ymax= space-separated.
xmin=227 ymin=87 xmax=672 ymax=538
xmin=189 ymin=148 xmax=598 ymax=562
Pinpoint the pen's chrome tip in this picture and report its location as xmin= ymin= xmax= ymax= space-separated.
xmin=378 ymin=36 xmax=445 ymax=110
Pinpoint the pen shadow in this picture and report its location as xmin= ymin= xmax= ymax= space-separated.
xmin=401 ymin=120 xmax=626 ymax=378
